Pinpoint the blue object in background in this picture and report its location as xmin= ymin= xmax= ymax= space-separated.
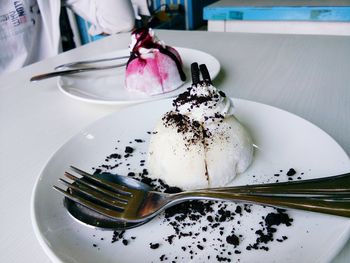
xmin=150 ymin=0 xmax=218 ymax=29
xmin=150 ymin=0 xmax=218 ymax=30
xmin=203 ymin=0 xmax=350 ymax=22
xmin=75 ymin=15 xmax=105 ymax=45
xmin=186 ymin=0 xmax=218 ymax=29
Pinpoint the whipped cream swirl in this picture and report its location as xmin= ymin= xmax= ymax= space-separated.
xmin=173 ymin=83 xmax=234 ymax=124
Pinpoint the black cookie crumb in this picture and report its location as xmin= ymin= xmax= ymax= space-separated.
xmin=150 ymin=243 xmax=160 ymax=249
xmin=94 ymin=137 xmax=298 ymax=262
xmin=286 ymin=168 xmax=296 ymax=176
xmin=226 ymin=234 xmax=239 ymax=247
xmin=125 ymin=146 xmax=134 ymax=154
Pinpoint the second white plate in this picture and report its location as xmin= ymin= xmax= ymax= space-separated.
xmin=57 ymin=47 xmax=220 ymax=105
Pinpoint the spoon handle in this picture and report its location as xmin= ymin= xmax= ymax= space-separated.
xmin=206 ymin=173 xmax=350 ymax=195
xmin=54 ymin=55 xmax=130 ymax=70
xmin=30 ymin=63 xmax=126 ymax=82
xmin=176 ymin=191 xmax=350 ymax=218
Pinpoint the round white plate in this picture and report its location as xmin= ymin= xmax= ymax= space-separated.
xmin=57 ymin=47 xmax=220 ymax=105
xmin=31 ymin=99 xmax=350 ymax=263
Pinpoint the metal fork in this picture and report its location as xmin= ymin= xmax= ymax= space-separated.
xmin=54 ymin=167 xmax=350 ymax=224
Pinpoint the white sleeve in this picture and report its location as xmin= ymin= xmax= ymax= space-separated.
xmin=65 ymin=0 xmax=136 ymax=35
xmin=131 ymin=0 xmax=150 ymax=17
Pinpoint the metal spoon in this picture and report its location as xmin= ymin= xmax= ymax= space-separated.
xmin=30 ymin=63 xmax=127 ymax=82
xmin=64 ymin=171 xmax=152 ymax=230
xmin=63 ymin=167 xmax=350 ymax=230
xmin=54 ymin=55 xmax=130 ymax=70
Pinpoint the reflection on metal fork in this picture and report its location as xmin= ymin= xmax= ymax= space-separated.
xmin=53 ymin=166 xmax=350 ymax=230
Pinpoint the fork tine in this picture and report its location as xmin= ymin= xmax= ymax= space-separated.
xmin=64 ymin=172 xmax=128 ymax=203
xmin=70 ymin=166 xmax=132 ymax=196
xmin=59 ymin=178 xmax=127 ymax=210
xmin=53 ymin=186 xmax=125 ymax=220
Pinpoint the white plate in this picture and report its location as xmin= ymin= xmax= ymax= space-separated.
xmin=57 ymin=47 xmax=220 ymax=105
xmin=31 ymin=99 xmax=350 ymax=263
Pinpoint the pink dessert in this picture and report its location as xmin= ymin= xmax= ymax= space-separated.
xmin=125 ymin=28 xmax=186 ymax=95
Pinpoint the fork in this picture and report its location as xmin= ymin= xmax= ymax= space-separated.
xmin=54 ymin=167 xmax=350 ymax=224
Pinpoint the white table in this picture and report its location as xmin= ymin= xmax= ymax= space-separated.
xmin=1 ymin=30 xmax=349 ymax=262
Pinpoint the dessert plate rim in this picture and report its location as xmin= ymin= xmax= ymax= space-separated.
xmin=57 ymin=47 xmax=221 ymax=105
xmin=31 ymin=98 xmax=350 ymax=263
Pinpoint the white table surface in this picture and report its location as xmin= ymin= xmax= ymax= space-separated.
xmin=1 ymin=30 xmax=349 ymax=263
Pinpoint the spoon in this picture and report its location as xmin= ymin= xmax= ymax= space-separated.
xmin=30 ymin=63 xmax=127 ymax=82
xmin=54 ymin=55 xmax=130 ymax=70
xmin=64 ymin=171 xmax=152 ymax=230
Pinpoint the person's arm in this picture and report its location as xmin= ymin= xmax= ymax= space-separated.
xmin=65 ymin=0 xmax=136 ymax=35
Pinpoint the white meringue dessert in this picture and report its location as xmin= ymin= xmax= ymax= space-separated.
xmin=147 ymin=63 xmax=253 ymax=190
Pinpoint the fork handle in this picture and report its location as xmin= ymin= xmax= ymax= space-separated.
xmin=173 ymin=191 xmax=350 ymax=218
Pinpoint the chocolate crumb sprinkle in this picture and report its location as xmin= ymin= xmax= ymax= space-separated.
xmin=287 ymin=168 xmax=296 ymax=176
xmin=150 ymin=243 xmax=160 ymax=249
xmin=92 ymin=137 xmax=299 ymax=262
xmin=125 ymin=146 xmax=134 ymax=154
xmin=226 ymin=234 xmax=239 ymax=247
